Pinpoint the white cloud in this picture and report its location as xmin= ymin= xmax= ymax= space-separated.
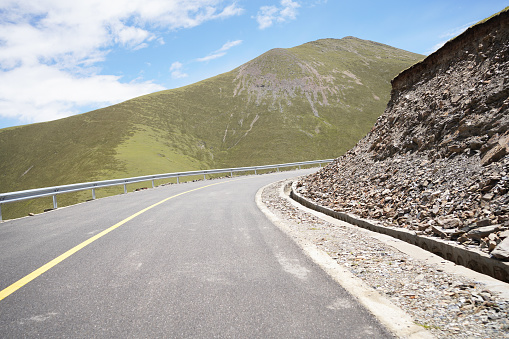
xmin=170 ymin=61 xmax=188 ymax=79
xmin=196 ymin=52 xmax=227 ymax=62
xmin=0 ymin=0 xmax=244 ymax=125
xmin=279 ymin=0 xmax=300 ymax=20
xmin=0 ymin=64 xmax=164 ymax=123
xmin=217 ymin=3 xmax=245 ymax=18
xmin=170 ymin=62 xmax=183 ymax=71
xmin=113 ymin=25 xmax=155 ymax=50
xmin=255 ymin=0 xmax=300 ymax=29
xmin=196 ymin=39 xmax=242 ymax=62
xmin=256 ymin=6 xmax=279 ymax=30
xmin=218 ymin=40 xmax=243 ymax=52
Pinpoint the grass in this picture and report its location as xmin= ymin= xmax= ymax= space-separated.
xmin=113 ymin=124 xmax=209 ymax=177
xmin=0 ymin=37 xmax=423 ymax=220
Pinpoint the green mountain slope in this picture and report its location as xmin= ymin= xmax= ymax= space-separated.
xmin=0 ymin=37 xmax=423 ymax=219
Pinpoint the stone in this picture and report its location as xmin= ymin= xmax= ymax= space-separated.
xmin=469 ymin=139 xmax=483 ymax=150
xmin=497 ymin=215 xmax=509 ymax=223
xmin=498 ymin=132 xmax=509 ymax=149
xmin=417 ymin=223 xmax=429 ymax=231
xmin=476 ymin=218 xmax=491 ymax=227
xmin=448 ymin=145 xmax=465 ymax=153
xmin=488 ymin=233 xmax=499 ymax=242
xmin=437 ymin=216 xmax=462 ymax=229
xmin=482 ymin=193 xmax=495 ymax=201
xmin=451 ymin=95 xmax=462 ymax=104
xmin=499 ymin=230 xmax=509 ymax=239
xmin=491 ymin=237 xmax=509 ymax=260
xmin=481 ymin=238 xmax=488 ymax=248
xmin=432 ymin=225 xmax=456 ymax=239
xmin=432 ymin=225 xmax=445 ymax=237
xmin=467 ymin=225 xmax=501 ymax=240
xmin=458 ymin=234 xmax=470 ymax=243
xmin=481 ymin=144 xmax=507 ymax=166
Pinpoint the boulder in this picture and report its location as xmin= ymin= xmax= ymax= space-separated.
xmin=437 ymin=216 xmax=462 ymax=229
xmin=491 ymin=238 xmax=509 ymax=260
xmin=481 ymin=144 xmax=507 ymax=166
xmin=467 ymin=225 xmax=501 ymax=240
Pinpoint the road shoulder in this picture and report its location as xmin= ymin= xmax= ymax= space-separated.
xmin=256 ymin=179 xmax=434 ymax=339
xmin=256 ymin=178 xmax=509 ymax=339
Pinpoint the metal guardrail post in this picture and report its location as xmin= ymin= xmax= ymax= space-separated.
xmin=177 ymin=176 xmax=180 ymax=184
xmin=0 ymin=205 xmax=2 ymax=221
xmin=152 ymin=180 xmax=155 ymax=188
xmin=52 ymin=195 xmax=57 ymax=209
xmin=254 ymin=168 xmax=257 ymax=175
xmin=92 ymin=188 xmax=96 ymax=200
xmin=203 ymin=174 xmax=206 ymax=180
xmin=124 ymin=184 xmax=127 ymax=194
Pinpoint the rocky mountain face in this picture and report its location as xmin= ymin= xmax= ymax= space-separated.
xmin=297 ymin=9 xmax=509 ymax=259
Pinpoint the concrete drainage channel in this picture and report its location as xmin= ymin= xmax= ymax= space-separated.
xmin=289 ymin=181 xmax=509 ymax=283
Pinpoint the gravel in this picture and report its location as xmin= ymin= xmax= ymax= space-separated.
xmin=262 ymin=179 xmax=509 ymax=338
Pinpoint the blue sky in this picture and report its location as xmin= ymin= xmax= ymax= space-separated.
xmin=0 ymin=0 xmax=507 ymax=129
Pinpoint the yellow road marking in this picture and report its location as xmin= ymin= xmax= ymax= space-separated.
xmin=0 ymin=179 xmax=236 ymax=301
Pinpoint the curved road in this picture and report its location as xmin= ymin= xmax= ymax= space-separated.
xmin=0 ymin=170 xmax=392 ymax=338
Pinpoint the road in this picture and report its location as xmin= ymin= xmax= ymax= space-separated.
xmin=0 ymin=169 xmax=392 ymax=338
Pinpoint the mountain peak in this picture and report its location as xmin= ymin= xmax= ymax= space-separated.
xmin=232 ymin=37 xmax=423 ymax=115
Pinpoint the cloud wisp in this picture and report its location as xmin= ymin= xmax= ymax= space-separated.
xmin=0 ymin=0 xmax=243 ymax=124
xmin=255 ymin=0 xmax=301 ymax=30
xmin=196 ymin=39 xmax=243 ymax=62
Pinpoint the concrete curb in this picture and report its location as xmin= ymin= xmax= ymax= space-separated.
xmin=290 ymin=181 xmax=509 ymax=283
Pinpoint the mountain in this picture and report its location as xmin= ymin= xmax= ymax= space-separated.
xmin=297 ymin=8 xmax=509 ymax=263
xmin=0 ymin=37 xmax=423 ymax=220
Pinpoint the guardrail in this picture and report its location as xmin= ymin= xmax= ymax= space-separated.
xmin=0 ymin=159 xmax=333 ymax=221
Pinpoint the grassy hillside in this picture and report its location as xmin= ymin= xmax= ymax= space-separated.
xmin=0 ymin=37 xmax=423 ymax=219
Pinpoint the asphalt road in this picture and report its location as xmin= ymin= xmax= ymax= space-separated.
xmin=0 ymin=169 xmax=393 ymax=338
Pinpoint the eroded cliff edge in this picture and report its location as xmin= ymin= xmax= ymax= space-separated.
xmin=298 ymin=9 xmax=509 ymax=261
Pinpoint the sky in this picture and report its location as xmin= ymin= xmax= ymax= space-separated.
xmin=0 ymin=0 xmax=507 ymax=129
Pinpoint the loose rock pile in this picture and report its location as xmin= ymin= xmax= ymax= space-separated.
xmin=298 ymin=9 xmax=509 ymax=259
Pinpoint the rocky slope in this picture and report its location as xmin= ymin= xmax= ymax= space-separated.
xmin=297 ymin=9 xmax=509 ymax=259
